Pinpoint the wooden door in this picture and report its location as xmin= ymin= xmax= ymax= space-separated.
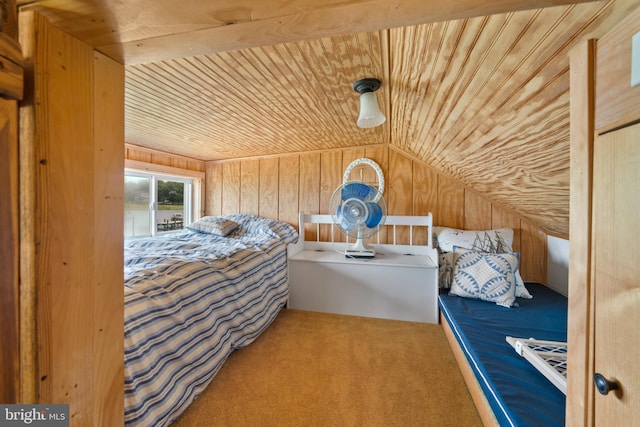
xmin=567 ymin=4 xmax=640 ymax=426
xmin=592 ymin=123 xmax=640 ymax=424
xmin=590 ymin=4 xmax=640 ymax=424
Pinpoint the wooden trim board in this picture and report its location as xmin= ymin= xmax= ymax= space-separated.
xmin=440 ymin=312 xmax=499 ymax=427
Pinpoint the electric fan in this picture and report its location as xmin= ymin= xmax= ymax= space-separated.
xmin=329 ymin=158 xmax=387 ymax=258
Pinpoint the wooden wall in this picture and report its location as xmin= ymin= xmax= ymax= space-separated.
xmin=205 ymin=145 xmax=547 ymax=282
xmin=125 ymin=143 xmax=205 ymax=173
xmin=0 ymin=98 xmax=20 ymax=403
xmin=0 ymin=0 xmax=21 ymax=404
xmin=124 ymin=143 xmax=207 ymax=219
xmin=19 ymin=11 xmax=124 ymax=425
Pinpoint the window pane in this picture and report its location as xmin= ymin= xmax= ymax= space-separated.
xmin=156 ymin=180 xmax=185 ymax=233
xmin=124 ymin=176 xmax=151 ymax=237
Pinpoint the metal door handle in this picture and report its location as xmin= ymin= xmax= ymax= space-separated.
xmin=594 ymin=373 xmax=619 ymax=395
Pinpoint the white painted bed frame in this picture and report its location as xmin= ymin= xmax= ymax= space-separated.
xmin=287 ymin=212 xmax=439 ymax=323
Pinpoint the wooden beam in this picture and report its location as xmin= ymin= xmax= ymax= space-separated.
xmin=567 ymin=38 xmax=595 ymax=427
xmin=69 ymin=0 xmax=598 ymax=64
xmin=18 ymin=11 xmax=125 ymax=422
xmin=0 ymin=99 xmax=20 ymax=403
xmin=18 ymin=9 xmax=40 ymax=405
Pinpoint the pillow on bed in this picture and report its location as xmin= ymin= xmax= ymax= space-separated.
xmin=449 ymin=247 xmax=517 ymax=308
xmin=435 ymin=227 xmax=514 ymax=253
xmin=507 ymin=253 xmax=532 ymax=299
xmin=221 ymin=213 xmax=299 ymax=244
xmin=438 ymin=252 xmax=455 ymax=289
xmin=187 ymin=216 xmax=240 ymax=236
xmin=464 ymin=231 xmax=532 ymax=299
xmin=435 ymin=227 xmax=532 ymax=298
xmin=435 ymin=227 xmax=513 ymax=289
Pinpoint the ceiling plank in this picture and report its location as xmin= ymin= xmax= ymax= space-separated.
xmin=19 ymin=0 xmax=633 ymax=237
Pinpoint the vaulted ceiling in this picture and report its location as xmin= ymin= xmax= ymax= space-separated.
xmin=18 ymin=0 xmax=638 ymax=236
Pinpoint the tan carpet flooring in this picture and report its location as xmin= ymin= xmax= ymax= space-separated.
xmin=171 ymin=309 xmax=481 ymax=427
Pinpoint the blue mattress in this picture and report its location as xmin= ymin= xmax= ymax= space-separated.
xmin=439 ymin=283 xmax=567 ymax=427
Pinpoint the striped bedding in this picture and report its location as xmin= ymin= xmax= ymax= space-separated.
xmin=124 ymin=214 xmax=298 ymax=426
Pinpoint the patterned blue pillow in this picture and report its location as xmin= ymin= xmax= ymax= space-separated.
xmin=449 ymin=248 xmax=517 ymax=307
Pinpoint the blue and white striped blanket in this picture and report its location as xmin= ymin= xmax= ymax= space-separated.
xmin=124 ymin=214 xmax=298 ymax=426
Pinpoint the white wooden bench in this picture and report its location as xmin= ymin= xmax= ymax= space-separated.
xmin=287 ymin=212 xmax=439 ymax=323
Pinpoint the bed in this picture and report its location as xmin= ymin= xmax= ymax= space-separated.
xmin=434 ymin=227 xmax=568 ymax=427
xmin=123 ymin=213 xmax=298 ymax=426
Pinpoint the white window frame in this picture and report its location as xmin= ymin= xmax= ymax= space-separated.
xmin=125 ymin=160 xmax=204 ymax=237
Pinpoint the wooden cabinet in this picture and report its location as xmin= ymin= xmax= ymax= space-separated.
xmin=591 ymin=7 xmax=640 ymax=424
xmin=592 ymin=122 xmax=639 ymax=424
xmin=568 ymin=4 xmax=640 ymax=425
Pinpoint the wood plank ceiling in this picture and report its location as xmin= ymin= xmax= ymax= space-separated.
xmin=18 ymin=0 xmax=637 ymax=236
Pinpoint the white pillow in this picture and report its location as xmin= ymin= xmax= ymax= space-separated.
xmin=435 ymin=227 xmax=532 ymax=298
xmin=510 ymin=253 xmax=533 ymax=299
xmin=449 ymin=248 xmax=517 ymax=308
xmin=436 ymin=227 xmax=514 ymax=253
xmin=187 ymin=216 xmax=240 ymax=236
xmin=438 ymin=252 xmax=455 ymax=289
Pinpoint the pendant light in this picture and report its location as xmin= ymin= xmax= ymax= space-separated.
xmin=353 ymin=78 xmax=386 ymax=128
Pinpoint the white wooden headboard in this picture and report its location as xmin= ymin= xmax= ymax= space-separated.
xmin=289 ymin=212 xmax=438 ymax=266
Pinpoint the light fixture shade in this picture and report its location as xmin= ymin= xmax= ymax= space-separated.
xmin=357 ymin=91 xmax=386 ymax=128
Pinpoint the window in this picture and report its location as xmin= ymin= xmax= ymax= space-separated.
xmin=124 ymin=171 xmax=195 ymax=237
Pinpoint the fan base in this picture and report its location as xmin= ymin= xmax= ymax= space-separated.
xmin=344 ymin=248 xmax=376 ymax=259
